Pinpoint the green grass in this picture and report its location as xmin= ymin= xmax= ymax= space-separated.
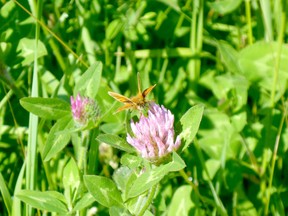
xmin=0 ymin=0 xmax=287 ymax=215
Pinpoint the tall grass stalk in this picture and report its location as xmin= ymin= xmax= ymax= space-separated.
xmin=259 ymin=0 xmax=273 ymax=41
xmin=13 ymin=0 xmax=89 ymax=68
xmin=24 ymin=0 xmax=42 ymax=215
xmin=265 ymin=4 xmax=286 ymax=214
xmin=245 ymin=0 xmax=253 ymax=44
xmin=189 ymin=0 xmax=203 ymax=85
xmin=265 ymin=103 xmax=286 ymax=215
xmin=270 ymin=10 xmax=285 ymax=108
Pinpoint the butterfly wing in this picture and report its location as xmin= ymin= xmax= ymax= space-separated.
xmin=108 ymin=91 xmax=133 ymax=103
xmin=142 ymin=84 xmax=156 ymax=97
xmin=115 ymin=103 xmax=135 ymax=113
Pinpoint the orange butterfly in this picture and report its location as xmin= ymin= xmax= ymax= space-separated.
xmin=108 ymin=73 xmax=156 ymax=113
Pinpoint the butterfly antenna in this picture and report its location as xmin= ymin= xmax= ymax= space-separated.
xmin=137 ymin=72 xmax=142 ymax=94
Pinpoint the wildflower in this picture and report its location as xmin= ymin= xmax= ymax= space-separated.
xmin=70 ymin=94 xmax=100 ymax=126
xmin=126 ymin=102 xmax=181 ymax=163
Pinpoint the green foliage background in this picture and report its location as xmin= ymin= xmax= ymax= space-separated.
xmin=0 ymin=0 xmax=288 ymax=215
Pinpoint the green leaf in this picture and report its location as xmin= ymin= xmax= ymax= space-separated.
xmin=63 ymin=158 xmax=80 ymax=191
xmin=168 ymin=185 xmax=194 ymax=216
xmin=198 ymin=109 xmax=235 ymax=160
xmin=113 ymin=166 xmax=135 ymax=193
xmin=238 ymin=41 xmax=288 ymax=101
xmin=97 ymin=134 xmax=135 ymax=153
xmin=84 ymin=175 xmax=123 ymax=208
xmin=20 ymin=97 xmax=71 ymax=120
xmin=200 ymin=73 xmax=249 ymax=111
xmin=0 ymin=171 xmax=12 ymax=215
xmin=12 ymin=161 xmax=26 ymax=216
xmin=127 ymin=153 xmax=185 ymax=198
xmin=235 ymin=199 xmax=257 ymax=215
xmin=217 ymin=41 xmax=240 ymax=73
xmin=208 ymin=0 xmax=242 ymax=15
xmin=113 ymin=166 xmax=140 ymax=202
xmin=16 ymin=38 xmax=47 ymax=66
xmin=127 ymin=165 xmax=167 ymax=198
xmin=74 ymin=61 xmax=103 ymax=99
xmin=106 ymin=19 xmax=124 ymax=40
xmin=16 ymin=190 xmax=68 ymax=214
xmin=203 ymin=159 xmax=221 ymax=180
xmin=178 ymin=104 xmax=204 ymax=150
xmin=73 ymin=193 xmax=95 ymax=211
xmin=167 ymin=152 xmax=186 ymax=172
xmin=109 ymin=206 xmax=132 ymax=216
xmin=42 ymin=116 xmax=74 ymax=161
xmin=120 ymin=154 xmax=143 ymax=169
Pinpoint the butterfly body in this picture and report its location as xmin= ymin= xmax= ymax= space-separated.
xmin=108 ymin=73 xmax=156 ymax=113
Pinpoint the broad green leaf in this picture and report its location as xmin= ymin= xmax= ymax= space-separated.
xmin=84 ymin=175 xmax=123 ymax=208
xmin=198 ymin=109 xmax=237 ymax=160
xmin=231 ymin=111 xmax=247 ymax=132
xmin=74 ymin=61 xmax=102 ymax=99
xmin=178 ymin=104 xmax=204 ymax=150
xmin=203 ymin=159 xmax=221 ymax=180
xmin=16 ymin=190 xmax=68 ymax=214
xmin=127 ymin=166 xmax=166 ymax=198
xmin=63 ymin=158 xmax=80 ymax=191
xmin=113 ymin=166 xmax=135 ymax=193
xmin=200 ymin=73 xmax=248 ymax=111
xmin=217 ymin=41 xmax=240 ymax=73
xmin=20 ymin=97 xmax=71 ymax=120
xmin=168 ymin=185 xmax=194 ymax=216
xmin=42 ymin=116 xmax=74 ymax=161
xmin=109 ymin=207 xmax=132 ymax=216
xmin=126 ymin=193 xmax=149 ymax=215
xmin=167 ymin=152 xmax=186 ymax=172
xmin=73 ymin=193 xmax=95 ymax=211
xmin=0 ymin=171 xmax=12 ymax=215
xmin=120 ymin=154 xmax=143 ymax=169
xmin=97 ymin=134 xmax=135 ymax=153
xmin=238 ymin=42 xmax=288 ymax=102
xmin=208 ymin=0 xmax=242 ymax=15
xmin=16 ymin=38 xmax=47 ymax=66
xmin=127 ymin=153 xmax=185 ymax=198
xmin=236 ymin=199 xmax=257 ymax=215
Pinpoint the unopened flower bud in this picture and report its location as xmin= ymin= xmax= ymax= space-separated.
xmin=70 ymin=94 xmax=100 ymax=126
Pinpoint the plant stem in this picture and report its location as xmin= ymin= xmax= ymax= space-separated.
xmin=179 ymin=169 xmax=215 ymax=207
xmin=25 ymin=0 xmax=42 ymax=215
xmin=245 ymin=0 xmax=253 ymax=44
xmin=194 ymin=139 xmax=228 ymax=216
xmin=270 ymin=9 xmax=285 ymax=108
xmin=13 ymin=0 xmax=89 ymax=68
xmin=264 ymin=102 xmax=287 ymax=215
xmin=138 ymin=184 xmax=157 ymax=216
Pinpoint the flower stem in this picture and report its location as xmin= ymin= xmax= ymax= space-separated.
xmin=179 ymin=169 xmax=214 ymax=207
xmin=138 ymin=184 xmax=157 ymax=216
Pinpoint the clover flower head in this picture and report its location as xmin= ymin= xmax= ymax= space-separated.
xmin=70 ymin=94 xmax=100 ymax=125
xmin=126 ymin=102 xmax=181 ymax=163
